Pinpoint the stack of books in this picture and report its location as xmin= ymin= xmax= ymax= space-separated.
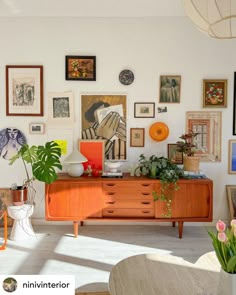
xmin=183 ymin=170 xmax=206 ymax=179
xmin=101 ymin=171 xmax=123 ymax=178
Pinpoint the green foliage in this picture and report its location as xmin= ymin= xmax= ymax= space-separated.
xmin=137 ymin=154 xmax=184 ymax=218
xmin=9 ymin=141 xmax=62 ymax=184
xmin=176 ymin=130 xmax=199 ymax=157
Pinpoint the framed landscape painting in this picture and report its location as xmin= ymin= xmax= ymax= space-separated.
xmin=134 ymin=102 xmax=155 ymax=118
xmin=6 ymin=65 xmax=43 ymax=116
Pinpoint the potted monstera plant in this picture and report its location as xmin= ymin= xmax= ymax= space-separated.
xmin=9 ymin=141 xmax=62 ymax=205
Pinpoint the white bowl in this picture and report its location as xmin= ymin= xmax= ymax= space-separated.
xmin=105 ymin=161 xmax=121 ymax=172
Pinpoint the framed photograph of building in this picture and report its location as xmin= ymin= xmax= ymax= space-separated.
xmin=65 ymin=56 xmax=96 ymax=81
xmin=130 ymin=128 xmax=145 ymax=147
xmin=203 ymin=79 xmax=227 ymax=108
xmin=29 ymin=123 xmax=45 ymax=134
xmin=159 ymin=75 xmax=181 ymax=103
xmin=226 ymin=185 xmax=236 ymax=219
xmin=134 ymin=102 xmax=155 ymax=118
xmin=6 ymin=65 xmax=43 ymax=116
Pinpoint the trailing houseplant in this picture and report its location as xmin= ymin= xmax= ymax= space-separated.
xmin=136 ymin=154 xmax=184 ymax=217
xmin=9 ymin=141 xmax=62 ymax=204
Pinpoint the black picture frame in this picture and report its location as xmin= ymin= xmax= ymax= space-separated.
xmin=134 ymin=102 xmax=155 ymax=118
xmin=233 ymin=72 xmax=236 ymax=135
xmin=65 ymin=55 xmax=96 ymax=81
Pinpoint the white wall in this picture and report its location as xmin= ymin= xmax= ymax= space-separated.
xmin=0 ymin=16 xmax=236 ymax=223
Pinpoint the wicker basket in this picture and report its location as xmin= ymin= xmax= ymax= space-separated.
xmin=183 ymin=156 xmax=200 ymax=172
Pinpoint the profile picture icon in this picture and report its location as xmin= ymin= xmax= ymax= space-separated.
xmin=2 ymin=277 xmax=17 ymax=292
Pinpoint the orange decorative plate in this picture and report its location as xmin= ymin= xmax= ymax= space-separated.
xmin=149 ymin=122 xmax=169 ymax=141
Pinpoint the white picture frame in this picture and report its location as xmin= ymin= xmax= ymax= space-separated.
xmin=29 ymin=123 xmax=45 ymax=134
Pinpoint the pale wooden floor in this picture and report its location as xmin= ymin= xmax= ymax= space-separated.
xmin=0 ymin=224 xmax=214 ymax=293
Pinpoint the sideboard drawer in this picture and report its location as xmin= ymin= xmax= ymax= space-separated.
xmin=103 ymin=191 xmax=153 ymax=201
xmin=103 ymin=200 xmax=154 ymax=209
xmin=102 ymin=208 xmax=154 ymax=218
xmin=103 ymin=182 xmax=154 ymax=193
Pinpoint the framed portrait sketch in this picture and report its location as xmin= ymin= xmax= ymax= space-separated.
xmin=65 ymin=56 xmax=96 ymax=81
xmin=167 ymin=144 xmax=183 ymax=164
xmin=6 ymin=65 xmax=43 ymax=116
xmin=159 ymin=75 xmax=181 ymax=103
xmin=186 ymin=111 xmax=222 ymax=162
xmin=78 ymin=140 xmax=105 ymax=172
xmin=134 ymin=102 xmax=155 ymax=118
xmin=81 ymin=94 xmax=127 ymax=161
xmin=130 ymin=128 xmax=145 ymax=147
xmin=226 ymin=185 xmax=236 ymax=219
xmin=47 ymin=92 xmax=74 ymax=127
xmin=203 ymin=79 xmax=227 ymax=108
xmin=228 ymin=140 xmax=236 ymax=174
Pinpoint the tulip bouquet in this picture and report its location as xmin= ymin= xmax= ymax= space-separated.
xmin=208 ymin=220 xmax=236 ymax=273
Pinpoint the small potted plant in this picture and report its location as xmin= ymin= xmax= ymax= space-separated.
xmin=176 ymin=130 xmax=200 ymax=172
xmin=9 ymin=141 xmax=62 ymax=205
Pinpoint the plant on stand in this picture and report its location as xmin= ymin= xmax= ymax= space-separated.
xmin=136 ymin=154 xmax=184 ymax=217
xmin=9 ymin=141 xmax=62 ymax=205
xmin=176 ymin=130 xmax=200 ymax=172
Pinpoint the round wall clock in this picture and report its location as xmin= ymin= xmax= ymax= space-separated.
xmin=119 ymin=69 xmax=134 ymax=85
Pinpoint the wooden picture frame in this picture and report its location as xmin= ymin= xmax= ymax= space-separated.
xmin=203 ymin=79 xmax=227 ymax=108
xmin=159 ymin=75 xmax=181 ymax=103
xmin=65 ymin=55 xmax=96 ymax=81
xmin=29 ymin=123 xmax=45 ymax=134
xmin=78 ymin=139 xmax=105 ymax=172
xmin=130 ymin=128 xmax=145 ymax=147
xmin=226 ymin=185 xmax=236 ymax=219
xmin=228 ymin=140 xmax=236 ymax=174
xmin=6 ymin=65 xmax=43 ymax=116
xmin=134 ymin=102 xmax=155 ymax=118
xmin=167 ymin=143 xmax=183 ymax=164
xmin=186 ymin=111 xmax=222 ymax=162
xmin=0 ymin=188 xmax=13 ymax=227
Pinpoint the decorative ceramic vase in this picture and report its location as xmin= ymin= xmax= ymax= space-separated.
xmin=183 ymin=156 xmax=200 ymax=172
xmin=217 ymin=268 xmax=236 ymax=295
xmin=10 ymin=186 xmax=27 ymax=206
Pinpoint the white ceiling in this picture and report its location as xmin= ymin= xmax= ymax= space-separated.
xmin=0 ymin=0 xmax=186 ymax=18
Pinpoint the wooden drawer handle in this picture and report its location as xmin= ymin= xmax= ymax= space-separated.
xmin=141 ymin=192 xmax=150 ymax=196
xmin=107 ymin=210 xmax=114 ymax=214
xmin=106 ymin=183 xmax=115 ymax=186
xmin=106 ymin=201 xmax=116 ymax=204
xmin=141 ymin=201 xmax=150 ymax=205
xmin=142 ymin=210 xmax=151 ymax=214
xmin=142 ymin=184 xmax=151 ymax=187
xmin=107 ymin=192 xmax=116 ymax=195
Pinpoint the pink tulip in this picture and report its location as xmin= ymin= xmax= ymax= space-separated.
xmin=233 ymin=228 xmax=236 ymax=238
xmin=216 ymin=220 xmax=226 ymax=232
xmin=231 ymin=219 xmax=236 ymax=228
xmin=218 ymin=232 xmax=227 ymax=242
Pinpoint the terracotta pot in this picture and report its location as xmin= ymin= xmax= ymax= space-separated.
xmin=10 ymin=186 xmax=27 ymax=206
xmin=183 ymin=156 xmax=200 ymax=172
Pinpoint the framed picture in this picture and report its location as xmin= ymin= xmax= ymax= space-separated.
xmin=226 ymin=185 xmax=236 ymax=219
xmin=228 ymin=140 xmax=236 ymax=174
xmin=130 ymin=128 xmax=145 ymax=147
xmin=78 ymin=140 xmax=105 ymax=172
xmin=81 ymin=94 xmax=127 ymax=160
xmin=0 ymin=188 xmax=13 ymax=227
xmin=186 ymin=111 xmax=222 ymax=162
xmin=47 ymin=92 xmax=74 ymax=127
xmin=203 ymin=79 xmax=227 ymax=108
xmin=159 ymin=75 xmax=181 ymax=103
xmin=134 ymin=102 xmax=155 ymax=118
xmin=6 ymin=65 xmax=43 ymax=116
xmin=65 ymin=56 xmax=96 ymax=81
xmin=29 ymin=123 xmax=45 ymax=134
xmin=167 ymin=144 xmax=183 ymax=164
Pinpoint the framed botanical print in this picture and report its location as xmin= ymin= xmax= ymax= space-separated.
xmin=130 ymin=128 xmax=145 ymax=147
xmin=6 ymin=65 xmax=43 ymax=116
xmin=65 ymin=56 xmax=96 ymax=81
xmin=203 ymin=79 xmax=227 ymax=108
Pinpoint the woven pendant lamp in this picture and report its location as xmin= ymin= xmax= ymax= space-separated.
xmin=182 ymin=0 xmax=236 ymax=39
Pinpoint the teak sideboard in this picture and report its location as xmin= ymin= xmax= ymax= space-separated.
xmin=45 ymin=173 xmax=213 ymax=238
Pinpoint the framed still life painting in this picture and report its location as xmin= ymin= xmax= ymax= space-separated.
xmin=203 ymin=79 xmax=227 ymax=108
xmin=65 ymin=56 xmax=96 ymax=81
